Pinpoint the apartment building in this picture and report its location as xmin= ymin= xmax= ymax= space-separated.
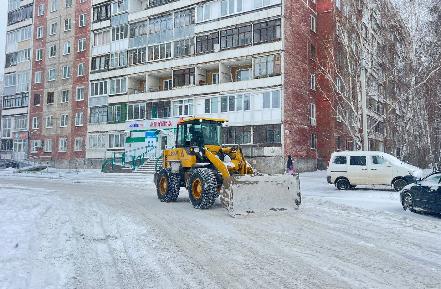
xmin=28 ymin=0 xmax=91 ymax=167
xmin=87 ymin=0 xmax=318 ymax=172
xmin=1 ymin=0 xmax=34 ymax=161
xmin=315 ymin=0 xmax=412 ymax=168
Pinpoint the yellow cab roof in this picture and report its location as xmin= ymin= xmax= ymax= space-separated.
xmin=178 ymin=117 xmax=228 ymax=124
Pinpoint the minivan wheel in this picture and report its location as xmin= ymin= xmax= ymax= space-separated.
xmin=393 ymin=178 xmax=407 ymax=192
xmin=336 ymin=178 xmax=350 ymax=190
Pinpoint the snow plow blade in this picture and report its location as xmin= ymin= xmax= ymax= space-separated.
xmin=220 ymin=174 xmax=301 ymax=217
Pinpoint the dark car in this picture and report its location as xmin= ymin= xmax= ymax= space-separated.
xmin=401 ymin=172 xmax=441 ymax=214
xmin=0 ymin=159 xmax=19 ymax=169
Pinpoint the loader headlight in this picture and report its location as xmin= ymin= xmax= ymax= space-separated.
xmin=193 ymin=147 xmax=200 ymax=153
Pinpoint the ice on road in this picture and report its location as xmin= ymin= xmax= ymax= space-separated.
xmin=0 ymin=169 xmax=440 ymax=289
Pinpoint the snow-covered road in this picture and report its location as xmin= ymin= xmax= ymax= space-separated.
xmin=1 ymin=169 xmax=440 ymax=289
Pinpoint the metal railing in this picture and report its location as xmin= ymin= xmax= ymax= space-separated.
xmin=101 ymin=145 xmax=158 ymax=173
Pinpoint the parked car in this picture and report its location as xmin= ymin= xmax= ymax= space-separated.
xmin=0 ymin=159 xmax=19 ymax=169
xmin=401 ymin=172 xmax=441 ymax=214
xmin=327 ymin=151 xmax=422 ymax=191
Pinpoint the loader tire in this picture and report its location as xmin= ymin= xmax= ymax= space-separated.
xmin=187 ymin=168 xmax=218 ymax=209
xmin=156 ymin=168 xmax=180 ymax=202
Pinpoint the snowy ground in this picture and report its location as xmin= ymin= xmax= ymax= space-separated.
xmin=1 ymin=169 xmax=440 ymax=289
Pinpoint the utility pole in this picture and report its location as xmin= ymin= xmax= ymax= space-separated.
xmin=361 ymin=55 xmax=369 ymax=151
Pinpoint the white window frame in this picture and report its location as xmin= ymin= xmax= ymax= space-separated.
xmin=77 ymin=63 xmax=85 ymax=76
xmin=74 ymin=137 xmax=83 ymax=151
xmin=79 ymin=14 xmax=86 ymax=27
xmin=310 ymin=15 xmax=317 ymax=33
xmin=75 ymin=111 xmax=84 ymax=126
xmin=58 ymin=138 xmax=67 ymax=152
xmin=76 ymin=86 xmax=85 ymax=101
xmin=34 ymin=71 xmax=42 ymax=84
xmin=60 ymin=114 xmax=69 ymax=127
xmin=32 ymin=117 xmax=39 ymax=129
xmin=45 ymin=115 xmax=53 ymax=128
xmin=44 ymin=139 xmax=53 ymax=152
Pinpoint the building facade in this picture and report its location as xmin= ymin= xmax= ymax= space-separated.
xmin=315 ymin=0 xmax=412 ymax=168
xmin=87 ymin=0 xmax=319 ymax=172
xmin=1 ymin=0 xmax=34 ymax=161
xmin=28 ymin=0 xmax=91 ymax=167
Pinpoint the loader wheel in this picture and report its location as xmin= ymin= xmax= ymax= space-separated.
xmin=156 ymin=169 xmax=180 ymax=202
xmin=187 ymin=168 xmax=218 ymax=209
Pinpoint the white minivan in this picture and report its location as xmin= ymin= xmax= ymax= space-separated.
xmin=327 ymin=151 xmax=422 ymax=191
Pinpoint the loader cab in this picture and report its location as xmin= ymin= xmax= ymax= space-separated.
xmin=175 ymin=118 xmax=226 ymax=148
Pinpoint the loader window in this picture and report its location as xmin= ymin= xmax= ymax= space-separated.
xmin=176 ymin=122 xmax=222 ymax=147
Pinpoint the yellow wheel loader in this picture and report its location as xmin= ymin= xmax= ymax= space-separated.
xmin=154 ymin=117 xmax=301 ymax=217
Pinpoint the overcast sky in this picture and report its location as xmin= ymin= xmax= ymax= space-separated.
xmin=0 ymin=7 xmax=6 ymax=80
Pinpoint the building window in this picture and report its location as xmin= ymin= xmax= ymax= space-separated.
xmin=93 ymin=3 xmax=111 ymax=23
xmin=108 ymin=105 xmax=122 ymax=123
xmin=262 ymin=90 xmax=280 ymax=109
xmin=174 ymin=38 xmax=195 ymax=58
xmin=74 ymin=137 xmax=83 ymax=151
xmin=89 ymin=106 xmax=107 ymax=124
xmin=61 ymin=90 xmax=69 ymax=103
xmin=88 ymin=134 xmax=106 ymax=149
xmin=109 ymin=51 xmax=128 ymax=68
xmin=128 ymin=47 xmax=147 ymax=65
xmin=65 ymin=0 xmax=72 ymax=8
xmin=32 ymin=117 xmax=39 ymax=129
xmin=38 ymin=4 xmax=45 ymax=16
xmin=47 ymin=91 xmax=55 ymax=104
xmin=49 ymin=22 xmax=58 ymax=35
xmin=36 ymin=49 xmax=43 ymax=61
xmin=172 ymin=99 xmax=193 ymax=116
xmin=109 ymin=77 xmax=127 ymax=95
xmin=48 ymin=44 xmax=57 ymax=58
xmin=60 ymin=114 xmax=69 ymax=127
xmin=222 ymin=126 xmax=252 ymax=145
xmin=78 ymin=38 xmax=86 ymax=52
xmin=108 ymin=133 xmax=125 ymax=148
xmin=163 ymin=79 xmax=172 ymax=91
xmin=91 ymin=54 xmax=110 ymax=71
xmin=127 ymin=103 xmax=146 ymax=120
xmin=79 ymin=14 xmax=87 ymax=27
xmin=1 ymin=117 xmax=12 ymax=138
xmin=58 ymin=138 xmax=67 ymax=152
xmin=47 ymin=68 xmax=56 ymax=81
xmin=76 ymin=87 xmax=85 ymax=101
xmin=112 ymin=24 xmax=128 ymax=41
xmin=220 ymin=24 xmax=252 ymax=50
xmin=50 ymin=0 xmax=58 ymax=12
xmin=90 ymin=80 xmax=108 ymax=96
xmin=253 ymin=18 xmax=281 ymax=45
xmin=93 ymin=29 xmax=111 ymax=46
xmin=31 ymin=140 xmax=41 ymax=153
xmin=63 ymin=41 xmax=71 ymax=55
xmin=75 ymin=112 xmax=84 ymax=126
xmin=147 ymin=43 xmax=172 ymax=62
xmin=37 ymin=26 xmax=44 ymax=39
xmin=310 ymin=43 xmax=316 ymax=59
xmin=2 ymin=94 xmax=29 ymax=109
xmin=34 ymin=94 xmax=41 ymax=106
xmin=254 ymin=54 xmax=281 ymax=78
xmin=196 ymin=32 xmax=219 ymax=55
xmin=64 ymin=18 xmax=72 ymax=31
xmin=173 ymin=68 xmax=195 ymax=87
xmin=62 ymin=66 xmax=71 ymax=79
xmin=174 ymin=8 xmax=195 ymax=29
xmin=45 ymin=115 xmax=53 ymax=128
xmin=77 ymin=63 xmax=85 ymax=76
xmin=44 ymin=139 xmax=53 ymax=152
xmin=253 ymin=124 xmax=281 ymax=144
xmin=310 ymin=73 xmax=316 ymax=90
xmin=34 ymin=71 xmax=42 ymax=84
xmin=310 ymin=103 xmax=316 ymax=126
xmin=310 ymin=15 xmax=317 ymax=33
xmin=311 ymin=133 xmax=317 ymax=149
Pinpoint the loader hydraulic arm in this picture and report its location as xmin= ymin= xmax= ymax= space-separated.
xmin=204 ymin=148 xmax=231 ymax=180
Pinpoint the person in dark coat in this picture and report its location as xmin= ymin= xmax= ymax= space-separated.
xmin=286 ymin=155 xmax=295 ymax=175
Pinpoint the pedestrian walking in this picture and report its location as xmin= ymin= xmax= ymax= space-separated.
xmin=286 ymin=155 xmax=295 ymax=175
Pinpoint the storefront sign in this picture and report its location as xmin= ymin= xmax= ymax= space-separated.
xmin=127 ymin=118 xmax=180 ymax=130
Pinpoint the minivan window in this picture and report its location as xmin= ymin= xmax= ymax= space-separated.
xmin=372 ymin=156 xmax=386 ymax=165
xmin=333 ymin=156 xmax=347 ymax=164
xmin=350 ymin=156 xmax=366 ymax=166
